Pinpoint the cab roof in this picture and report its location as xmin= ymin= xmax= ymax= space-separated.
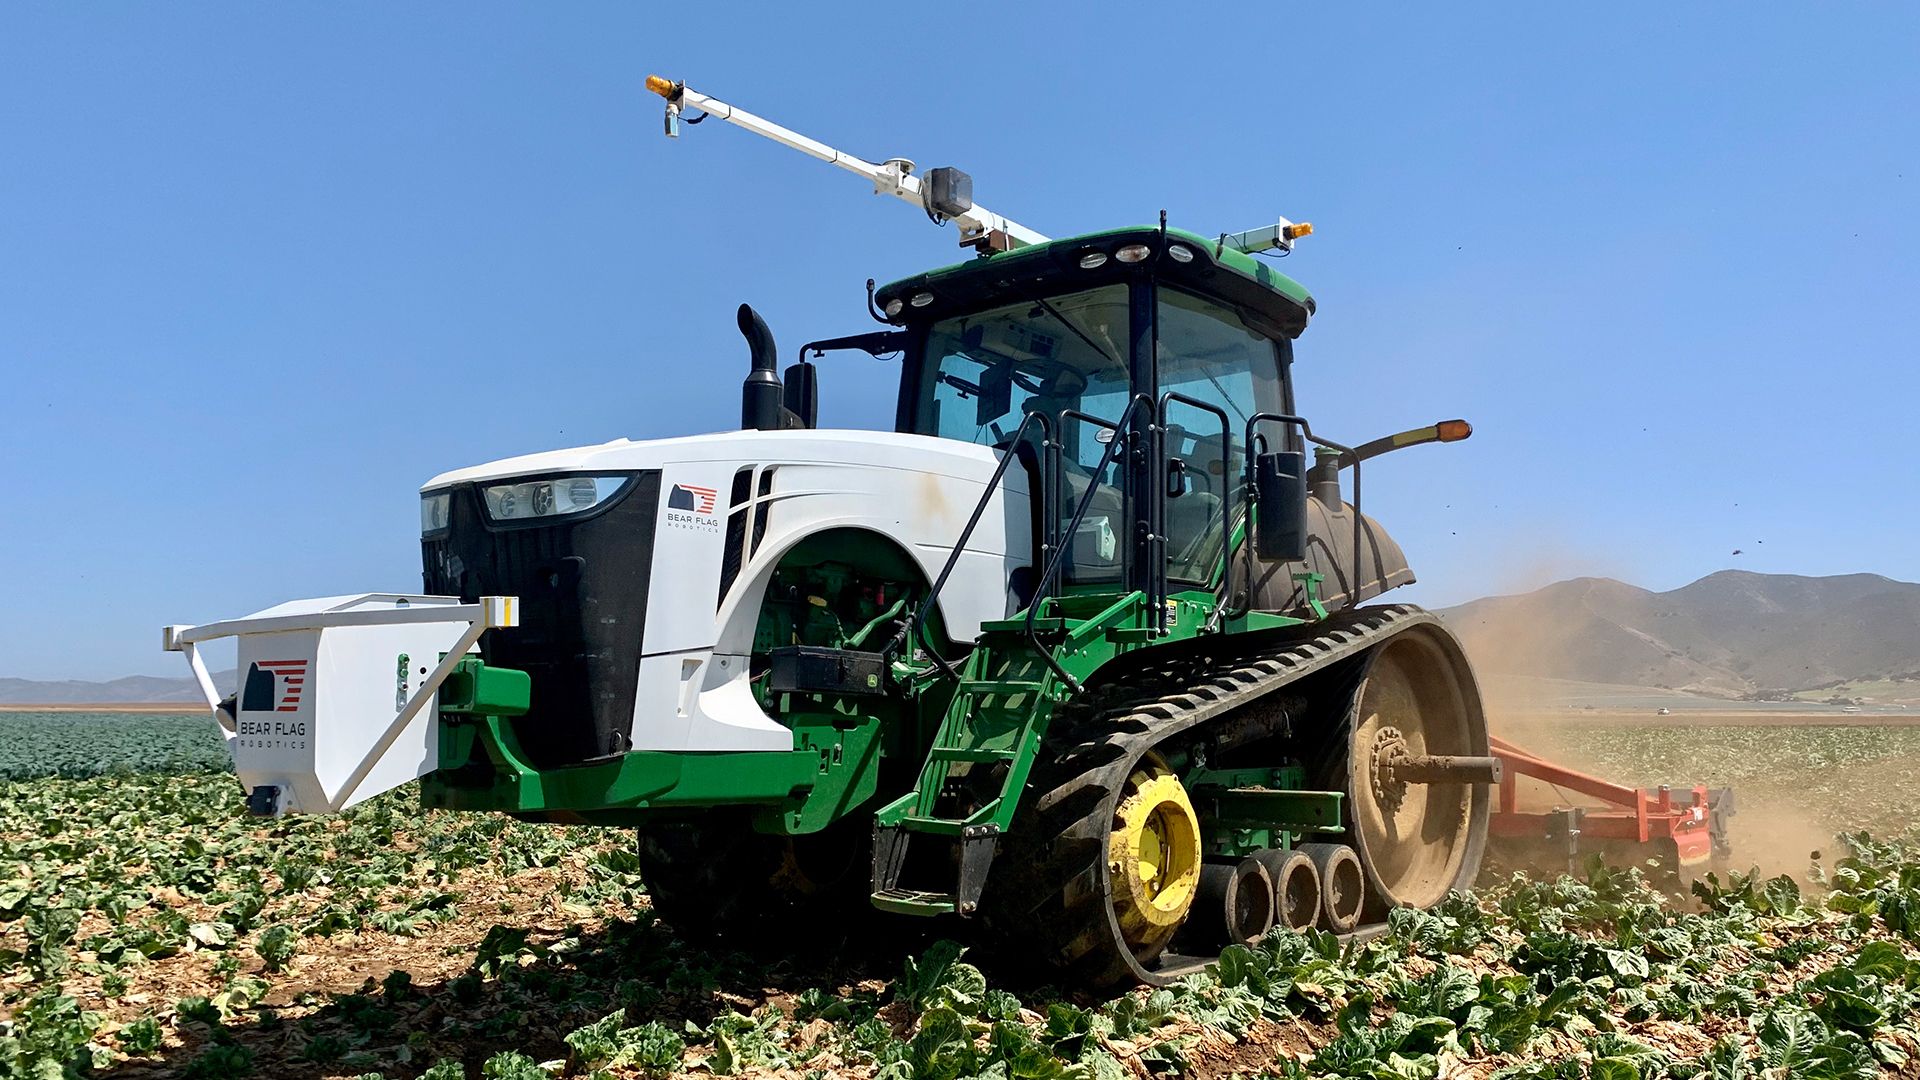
xmin=873 ymin=226 xmax=1316 ymax=340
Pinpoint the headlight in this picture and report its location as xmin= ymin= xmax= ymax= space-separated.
xmin=481 ymin=475 xmax=630 ymax=522
xmin=420 ymin=491 xmax=451 ymax=534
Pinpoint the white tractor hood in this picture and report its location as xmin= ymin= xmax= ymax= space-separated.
xmin=420 ymin=426 xmax=1036 ymax=753
xmin=423 ymin=428 xmax=1019 ymax=491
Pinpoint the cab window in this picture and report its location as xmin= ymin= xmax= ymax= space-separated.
xmin=915 ymin=285 xmax=1133 ymax=583
xmin=1157 ymin=288 xmax=1286 ymax=584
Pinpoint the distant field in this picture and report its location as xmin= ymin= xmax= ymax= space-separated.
xmin=0 ymin=709 xmax=226 ymax=779
xmin=1480 ymin=672 xmax=1920 ymax=714
xmin=1506 ymin=708 xmax=1920 ymax=728
xmin=0 ymin=701 xmax=208 ymax=713
xmin=1789 ymin=676 xmax=1920 ymax=703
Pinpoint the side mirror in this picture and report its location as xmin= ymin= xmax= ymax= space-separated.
xmin=976 ymin=364 xmax=1013 ymax=427
xmin=1253 ymin=450 xmax=1307 ymax=561
xmin=783 ymin=361 xmax=818 ymax=429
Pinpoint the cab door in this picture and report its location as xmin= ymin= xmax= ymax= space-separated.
xmin=1154 ymin=288 xmax=1290 ymax=586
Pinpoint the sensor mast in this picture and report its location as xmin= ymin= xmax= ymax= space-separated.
xmin=646 ymin=75 xmax=1049 ymax=253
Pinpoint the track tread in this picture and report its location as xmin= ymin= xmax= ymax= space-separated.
xmin=982 ymin=604 xmax=1449 ymax=986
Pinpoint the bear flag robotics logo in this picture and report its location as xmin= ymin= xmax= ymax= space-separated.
xmin=668 ymin=484 xmax=717 ymax=514
xmin=241 ymin=660 xmax=309 ymax=713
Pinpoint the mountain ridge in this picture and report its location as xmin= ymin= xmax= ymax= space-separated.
xmin=0 ymin=672 xmax=235 ymax=705
xmin=1439 ymin=569 xmax=1920 ymax=697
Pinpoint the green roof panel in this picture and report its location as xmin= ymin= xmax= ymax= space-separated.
xmin=874 ymin=225 xmax=1316 ymax=339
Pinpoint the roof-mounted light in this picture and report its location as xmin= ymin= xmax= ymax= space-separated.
xmin=1077 ymin=251 xmax=1109 ymax=269
xmin=1217 ymin=217 xmax=1313 ymax=255
xmin=1115 ymin=243 xmax=1152 ymax=264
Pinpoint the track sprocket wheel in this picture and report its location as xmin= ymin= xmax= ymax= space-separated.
xmin=1107 ymin=758 xmax=1203 ymax=961
xmin=1340 ymin=628 xmax=1490 ymax=912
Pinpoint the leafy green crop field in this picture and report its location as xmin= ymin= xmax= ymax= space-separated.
xmin=0 ymin=711 xmax=230 ymax=780
xmin=2 ymin=714 xmax=1917 ymax=1079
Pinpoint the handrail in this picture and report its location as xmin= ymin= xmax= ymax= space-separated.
xmin=1239 ymin=413 xmax=1363 ymax=617
xmin=1023 ymin=394 xmax=1152 ymax=691
xmin=908 ymin=410 xmax=1055 ymax=680
xmin=1159 ymin=390 xmax=1233 ymax=624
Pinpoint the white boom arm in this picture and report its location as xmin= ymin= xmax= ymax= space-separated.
xmin=646 ymin=75 xmax=1049 ymax=252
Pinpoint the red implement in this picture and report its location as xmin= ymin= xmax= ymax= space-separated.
xmin=1487 ymin=735 xmax=1730 ymax=868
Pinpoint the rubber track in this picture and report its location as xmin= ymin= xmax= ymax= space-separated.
xmin=982 ymin=603 xmax=1444 ymax=987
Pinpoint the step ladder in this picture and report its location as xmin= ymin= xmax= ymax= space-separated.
xmin=870 ymin=631 xmax=1066 ymax=916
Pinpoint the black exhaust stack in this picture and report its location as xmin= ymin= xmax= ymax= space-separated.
xmin=738 ymin=303 xmax=784 ymax=431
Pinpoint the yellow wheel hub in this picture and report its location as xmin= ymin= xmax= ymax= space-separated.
xmin=1107 ymin=759 xmax=1202 ymax=957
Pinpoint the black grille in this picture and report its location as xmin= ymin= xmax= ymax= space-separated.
xmin=716 ymin=467 xmax=752 ymax=609
xmin=422 ymin=471 xmax=661 ymax=769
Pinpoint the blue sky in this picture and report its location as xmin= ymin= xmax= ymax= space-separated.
xmin=3 ymin=5 xmax=1916 ymax=680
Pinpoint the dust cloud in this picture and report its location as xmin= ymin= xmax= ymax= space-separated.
xmin=1446 ymin=554 xmax=1849 ymax=887
xmin=1722 ymin=798 xmax=1836 ymax=883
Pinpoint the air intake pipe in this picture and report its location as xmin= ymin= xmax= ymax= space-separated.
xmin=738 ymin=303 xmax=783 ymax=431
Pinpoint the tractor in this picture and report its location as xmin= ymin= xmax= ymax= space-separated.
xmin=164 ymin=75 xmax=1728 ymax=986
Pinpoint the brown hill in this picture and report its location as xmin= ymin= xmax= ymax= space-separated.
xmin=0 ymin=672 xmax=232 ymax=706
xmin=1439 ymin=570 xmax=1920 ymax=697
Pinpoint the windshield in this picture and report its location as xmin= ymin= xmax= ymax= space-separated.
xmin=906 ymin=281 xmax=1289 ymax=589
xmin=912 ymin=285 xmax=1134 ymax=584
xmin=911 ymin=285 xmax=1131 ymax=447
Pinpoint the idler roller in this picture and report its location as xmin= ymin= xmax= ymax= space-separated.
xmin=1299 ymin=843 xmax=1365 ymax=932
xmin=1251 ymin=847 xmax=1321 ymax=933
xmin=1189 ymin=856 xmax=1275 ymax=946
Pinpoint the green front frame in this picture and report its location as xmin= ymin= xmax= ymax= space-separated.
xmin=421 ymin=581 xmax=1304 ymax=833
xmin=425 ymin=666 xmax=936 ymax=834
